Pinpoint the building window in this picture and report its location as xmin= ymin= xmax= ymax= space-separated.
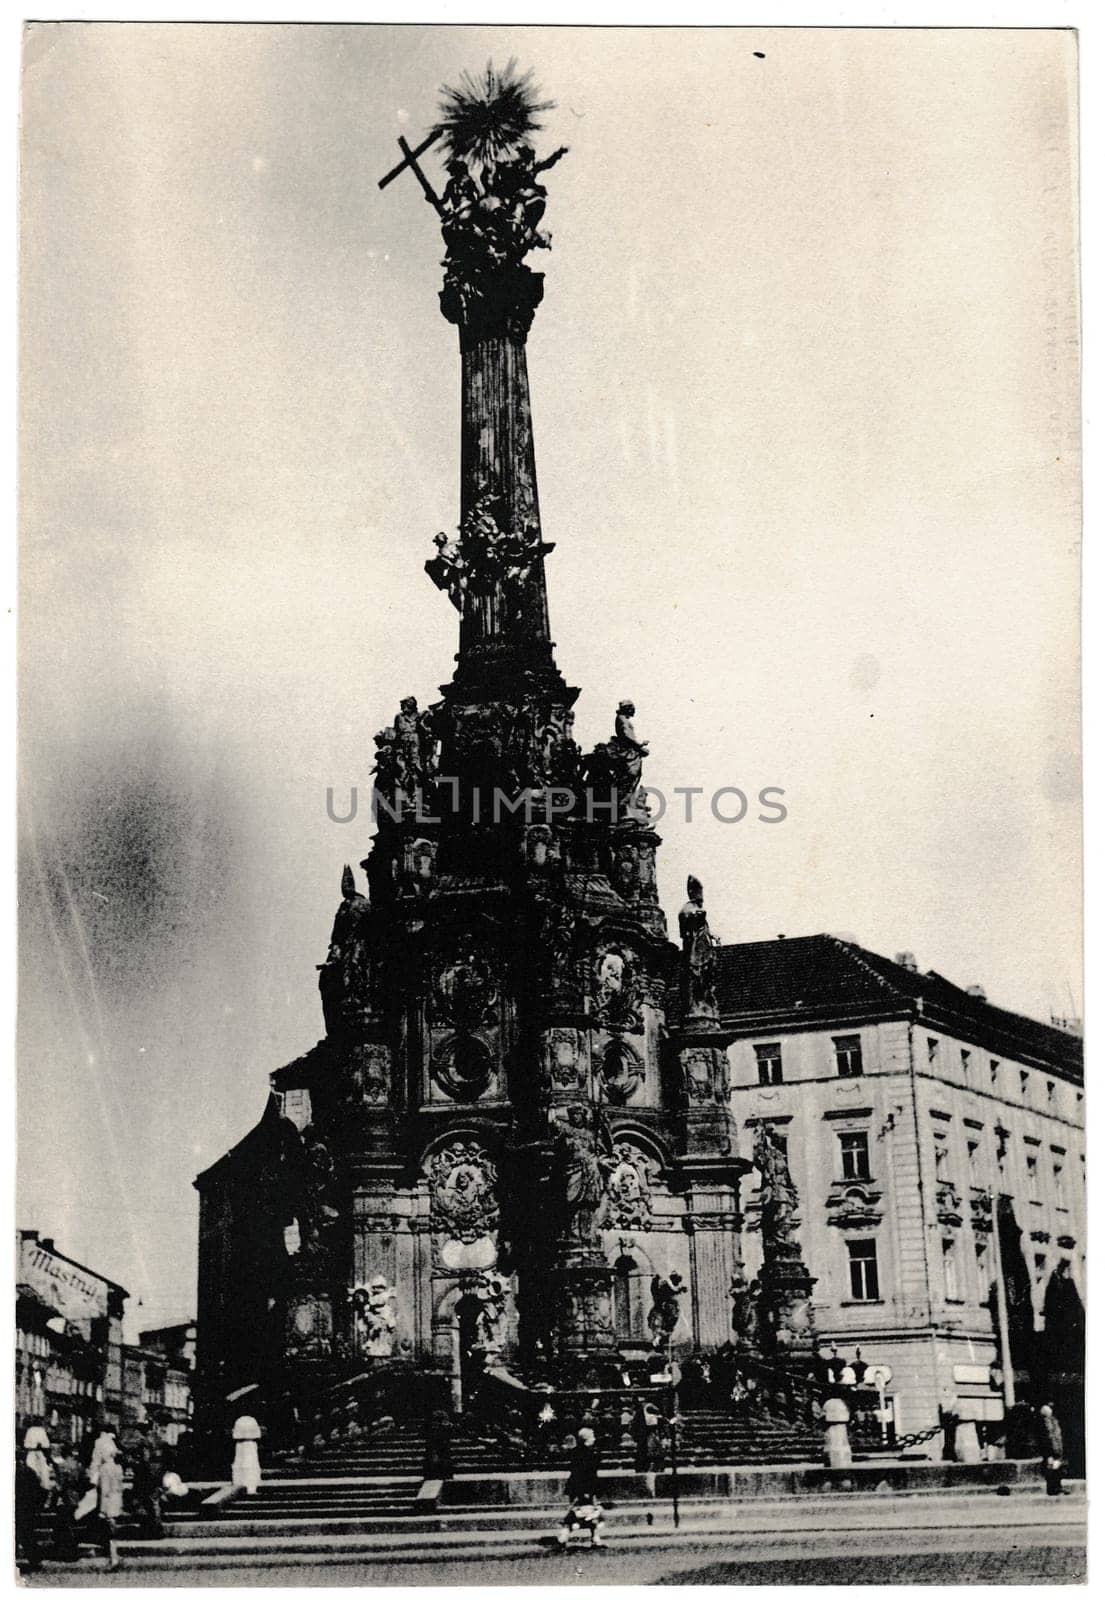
xmin=933 ymin=1133 xmax=949 ymax=1179
xmin=975 ymin=1239 xmax=990 ymax=1304
xmin=1046 ymin=1080 xmax=1055 ymax=1105
xmin=1034 ymin=1251 xmax=1047 ymax=1288
xmin=846 ymin=1238 xmax=880 ymax=1301
xmin=961 ymin=1049 xmax=972 ymax=1081
xmin=755 ymin=1042 xmax=783 ymax=1086
xmin=966 ymin=1137 xmax=980 ymax=1178
xmin=839 ymin=1130 xmax=871 ymax=1182
xmin=942 ymin=1236 xmax=961 ymax=1301
xmin=1026 ymin=1150 xmax=1040 ymax=1199
xmin=927 ymin=1037 xmax=939 ymax=1064
xmin=1053 ymin=1155 xmax=1068 ymax=1209
xmin=1019 ymin=1070 xmax=1029 ymax=1100
xmin=834 ymin=1034 xmax=863 ymax=1077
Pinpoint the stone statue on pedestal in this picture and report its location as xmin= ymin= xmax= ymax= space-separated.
xmin=678 ymin=874 xmax=719 ymax=1018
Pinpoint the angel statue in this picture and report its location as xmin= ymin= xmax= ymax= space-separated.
xmin=647 ymin=1271 xmax=688 ymax=1349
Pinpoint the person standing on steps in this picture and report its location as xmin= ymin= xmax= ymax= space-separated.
xmin=555 ymin=1426 xmax=605 ymax=1550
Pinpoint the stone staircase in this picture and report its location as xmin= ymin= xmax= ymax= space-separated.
xmin=267 ymin=1401 xmax=825 ymax=1487
xmin=678 ymin=1404 xmax=825 ymax=1467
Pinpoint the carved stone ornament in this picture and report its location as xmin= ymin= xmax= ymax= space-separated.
xmin=433 ymin=1032 xmax=495 ymax=1101
xmin=825 ymin=1181 xmax=884 ymax=1230
xmin=432 ymin=942 xmax=500 ymax=1033
xmin=427 ymin=1139 xmax=500 ymax=1244
xmin=936 ymin=1180 xmax=964 ymax=1229
xmin=537 ymin=899 xmax=578 ymax=997
xmin=284 ymin=1291 xmax=333 ymax=1362
xmin=606 ymin=1141 xmax=656 ymax=1230
xmin=352 ymin=1041 xmax=391 ymax=1105
xmin=592 ymin=944 xmax=643 ymax=1032
xmin=544 ymin=1028 xmax=583 ymax=1089
xmin=601 ymin=1036 xmax=644 ymax=1105
xmin=682 ymin=1048 xmax=716 ymax=1102
xmin=350 ymin=1276 xmax=397 ymax=1359
xmin=970 ymin=1190 xmax=994 ymax=1233
xmin=469 ymin=1269 xmax=511 ymax=1353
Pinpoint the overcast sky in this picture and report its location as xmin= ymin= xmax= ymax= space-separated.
xmin=18 ymin=24 xmax=1079 ymax=1331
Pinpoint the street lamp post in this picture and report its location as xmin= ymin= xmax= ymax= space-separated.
xmin=990 ymin=1188 xmax=1016 ymax=1409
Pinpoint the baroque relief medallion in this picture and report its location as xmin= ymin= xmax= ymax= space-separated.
xmin=592 ymin=944 xmax=642 ymax=1031
xmin=427 ymin=1139 xmax=500 ymax=1244
xmin=606 ymin=1141 xmax=656 ymax=1229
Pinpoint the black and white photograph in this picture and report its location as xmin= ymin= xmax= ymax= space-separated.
xmin=14 ymin=16 xmax=1085 ymax=1586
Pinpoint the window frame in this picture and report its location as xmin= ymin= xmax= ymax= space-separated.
xmin=839 ymin=1129 xmax=872 ymax=1182
xmin=833 ymin=1033 xmax=864 ymax=1078
xmin=754 ymin=1041 xmax=784 ymax=1086
xmin=846 ymin=1237 xmax=880 ymax=1301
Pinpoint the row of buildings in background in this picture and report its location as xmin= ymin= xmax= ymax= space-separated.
xmin=15 ymin=1230 xmax=194 ymax=1450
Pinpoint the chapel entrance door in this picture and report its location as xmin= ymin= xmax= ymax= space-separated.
xmin=456 ymin=1294 xmax=483 ymax=1408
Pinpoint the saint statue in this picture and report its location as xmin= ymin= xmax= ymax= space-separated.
xmin=318 ymin=865 xmax=372 ymax=1033
xmin=753 ymin=1122 xmax=801 ymax=1255
xmin=550 ymin=1103 xmax=616 ymax=1245
xmin=678 ymin=875 xmax=719 ymax=1016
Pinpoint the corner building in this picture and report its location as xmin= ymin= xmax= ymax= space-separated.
xmin=723 ymin=936 xmax=1084 ymax=1452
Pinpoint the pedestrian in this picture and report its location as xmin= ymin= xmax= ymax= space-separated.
xmin=51 ymin=1442 xmax=85 ymax=1562
xmin=1037 ymin=1403 xmax=1066 ymax=1496
xmin=422 ymin=1409 xmax=454 ymax=1480
xmin=15 ymin=1451 xmax=46 ymax=1572
xmin=88 ymin=1425 xmax=119 ymax=1484
xmin=632 ymin=1401 xmax=665 ymax=1499
xmin=23 ymin=1421 xmax=55 ymax=1498
xmin=555 ymin=1426 xmax=605 ymax=1550
xmin=95 ymin=1436 xmax=125 ymax=1572
xmin=131 ymin=1420 xmax=166 ymax=1537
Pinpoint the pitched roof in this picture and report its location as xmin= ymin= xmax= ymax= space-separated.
xmin=715 ymin=934 xmax=1082 ymax=1081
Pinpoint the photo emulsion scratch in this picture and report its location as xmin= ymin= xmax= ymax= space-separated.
xmin=16 ymin=23 xmax=1083 ymax=1585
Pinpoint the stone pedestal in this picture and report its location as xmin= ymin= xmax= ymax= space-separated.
xmin=551 ymin=1250 xmax=618 ymax=1385
xmin=823 ymin=1396 xmax=852 ymax=1468
xmin=757 ymin=1255 xmax=817 ymax=1366
xmin=954 ymin=1417 xmax=982 ymax=1464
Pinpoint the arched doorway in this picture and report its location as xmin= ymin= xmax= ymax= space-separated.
xmin=613 ymin=1253 xmax=648 ymax=1344
xmin=456 ymin=1294 xmax=483 ymax=1406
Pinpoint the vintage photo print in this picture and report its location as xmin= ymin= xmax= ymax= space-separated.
xmin=16 ymin=20 xmax=1083 ymax=1585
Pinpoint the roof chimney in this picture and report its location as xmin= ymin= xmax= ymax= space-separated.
xmin=895 ymin=952 xmax=917 ymax=972
xmin=966 ymin=984 xmax=987 ymax=1001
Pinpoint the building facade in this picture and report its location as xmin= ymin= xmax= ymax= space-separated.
xmin=722 ymin=937 xmax=1084 ymax=1453
xmin=122 ymin=1328 xmax=195 ymax=1445
xmin=15 ymin=1231 xmax=128 ymax=1447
